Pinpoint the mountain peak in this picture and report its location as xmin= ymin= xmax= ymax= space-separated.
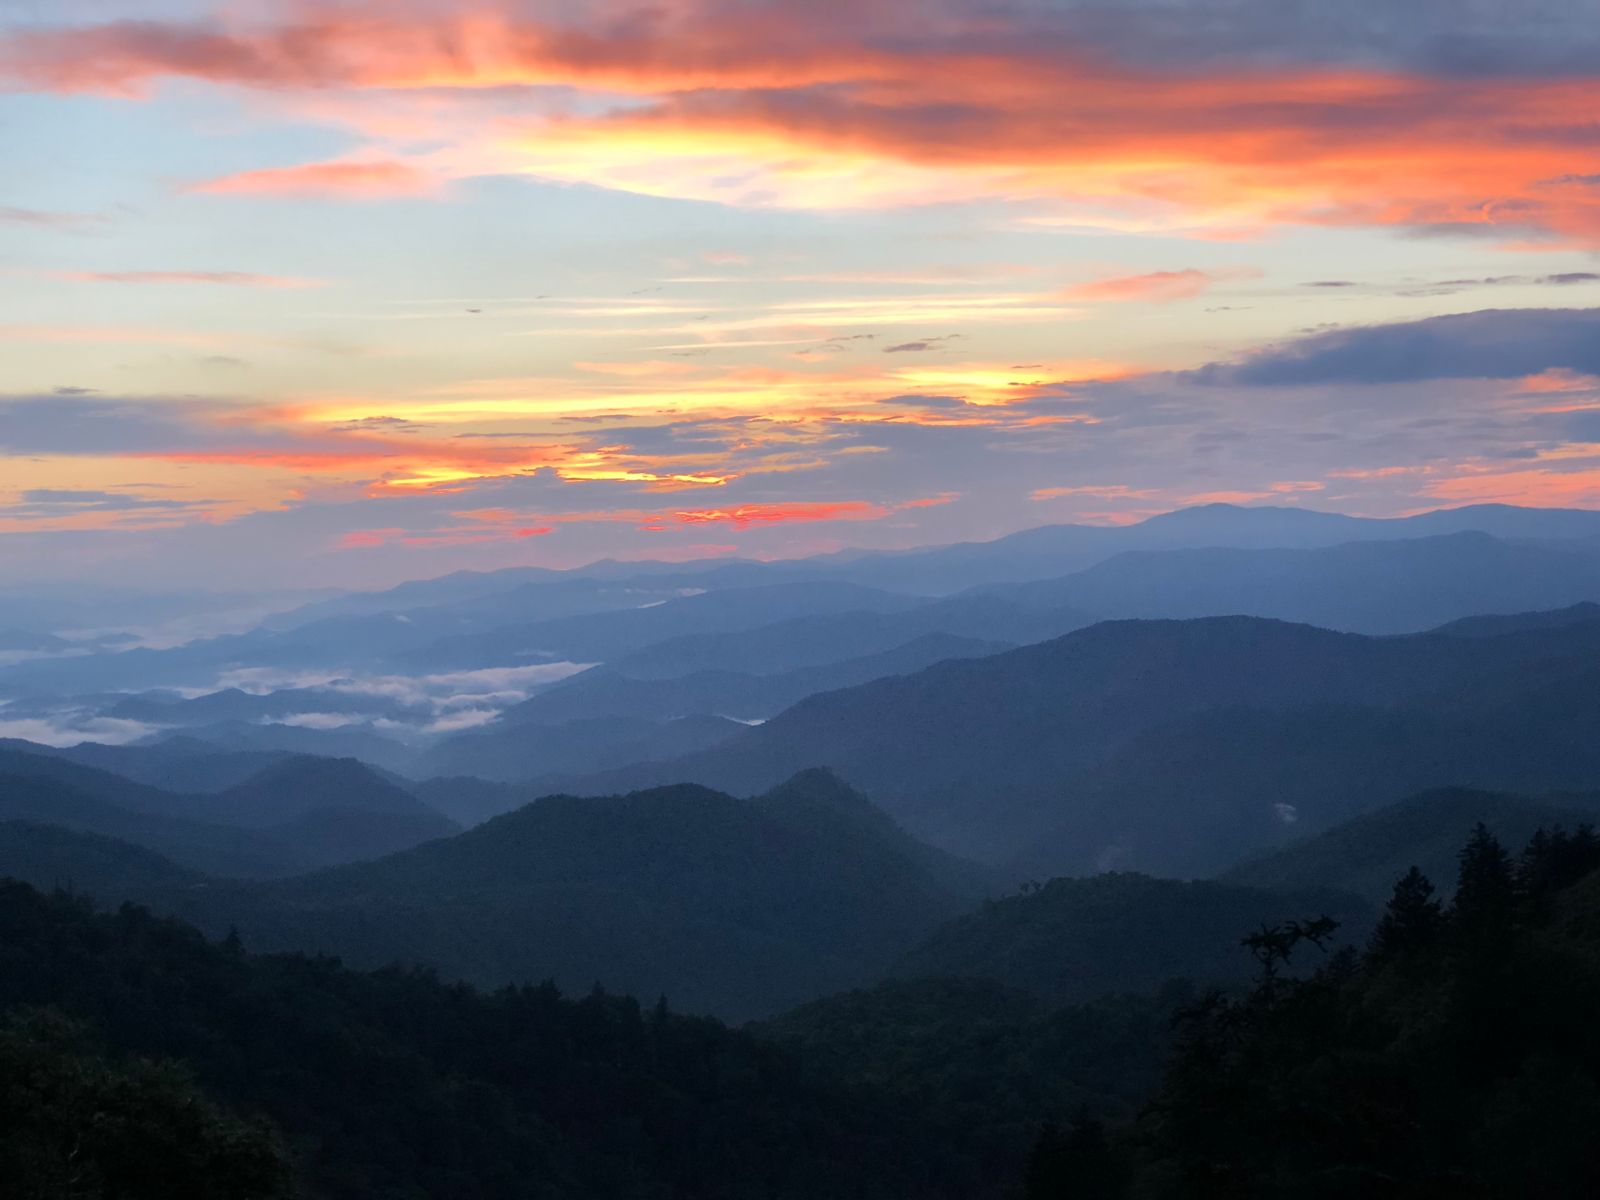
xmin=1138 ymin=502 xmax=1353 ymax=527
xmin=761 ymin=766 xmax=862 ymax=808
xmin=216 ymin=755 xmax=450 ymax=831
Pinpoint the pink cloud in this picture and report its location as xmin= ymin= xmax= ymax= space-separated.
xmin=1056 ymin=269 xmax=1251 ymax=303
xmin=12 ymin=11 xmax=1600 ymax=240
xmin=191 ymin=160 xmax=435 ymax=199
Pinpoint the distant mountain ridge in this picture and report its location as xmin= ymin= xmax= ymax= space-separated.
xmin=9 ymin=503 xmax=1600 ymax=699
xmin=2 ymin=737 xmax=293 ymax=793
xmin=983 ymin=531 xmax=1600 ymax=634
xmin=495 ymin=632 xmax=1014 ymax=725
xmin=544 ymin=608 xmax=1600 ymax=872
xmin=151 ymin=770 xmax=984 ymax=1020
xmin=0 ymin=772 xmax=296 ymax=879
xmin=1432 ymin=600 xmax=1600 ymax=637
xmin=412 ymin=713 xmax=747 ymax=783
xmin=0 ymin=745 xmax=456 ymax=874
xmin=0 ymin=820 xmax=202 ymax=897
xmin=1219 ymin=787 xmax=1600 ymax=901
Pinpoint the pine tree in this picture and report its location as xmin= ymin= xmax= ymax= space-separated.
xmin=1453 ymin=823 xmax=1515 ymax=935
xmin=1518 ymin=825 xmax=1600 ymax=899
xmin=1371 ymin=866 xmax=1442 ymax=960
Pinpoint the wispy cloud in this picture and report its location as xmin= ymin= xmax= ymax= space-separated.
xmin=9 ymin=488 xmax=207 ymax=514
xmin=46 ymin=269 xmax=326 ymax=288
xmin=1057 ymin=269 xmax=1255 ymax=303
xmin=0 ymin=205 xmax=103 ymax=230
xmin=192 ymin=159 xmax=436 ymax=199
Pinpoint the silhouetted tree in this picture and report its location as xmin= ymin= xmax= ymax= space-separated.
xmin=1139 ymin=824 xmax=1600 ymax=1198
xmin=1242 ymin=916 xmax=1339 ymax=998
xmin=1025 ymin=1111 xmax=1125 ymax=1199
xmin=1453 ymin=823 xmax=1516 ymax=944
xmin=1519 ymin=825 xmax=1600 ymax=900
xmin=1371 ymin=866 xmax=1443 ymax=960
xmin=0 ymin=1008 xmax=292 ymax=1199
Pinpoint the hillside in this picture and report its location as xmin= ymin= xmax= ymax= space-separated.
xmin=992 ymin=532 xmax=1600 ymax=634
xmin=0 ymin=773 xmax=303 ymax=878
xmin=552 ymin=618 xmax=1503 ymax=856
xmin=406 ymin=773 xmax=542 ymax=827
xmin=205 ymin=756 xmax=453 ymax=829
xmin=493 ymin=632 xmax=1013 ymax=725
xmin=0 ymin=749 xmax=459 ymax=875
xmin=155 ymin=772 xmax=981 ymax=1019
xmin=556 ymin=612 xmax=1600 ymax=868
xmin=1433 ymin=600 xmax=1600 ymax=638
xmin=197 ymin=756 xmax=459 ymax=866
xmin=0 ymin=744 xmax=227 ymax=823
xmin=1218 ymin=787 xmax=1600 ymax=901
xmin=752 ymin=978 xmax=1174 ymax=1194
xmin=0 ymin=880 xmax=1008 ymax=1199
xmin=892 ymin=873 xmax=1371 ymax=1003
xmin=414 ymin=714 xmax=746 ymax=783
xmin=1009 ymin=697 xmax=1600 ymax=880
xmin=0 ymin=820 xmax=201 ymax=897
xmin=602 ymin=599 xmax=1079 ymax=680
xmin=9 ymin=737 xmax=292 ymax=793
xmin=392 ymin=579 xmax=926 ymax=672
xmin=1117 ymin=825 xmax=1600 ymax=1196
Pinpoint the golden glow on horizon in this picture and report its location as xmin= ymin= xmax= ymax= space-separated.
xmin=10 ymin=2 xmax=1600 ymax=567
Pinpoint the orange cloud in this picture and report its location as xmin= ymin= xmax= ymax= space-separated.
xmin=1423 ymin=464 xmax=1600 ymax=507
xmin=333 ymin=495 xmax=942 ymax=554
xmin=0 ymin=9 xmax=922 ymax=96
xmin=338 ymin=528 xmax=402 ymax=548
xmin=670 ymin=501 xmax=891 ymax=527
xmin=1056 ymin=269 xmax=1248 ymax=303
xmin=1327 ymin=466 xmax=1430 ymax=480
xmin=124 ymin=415 xmax=785 ymax=496
xmin=294 ymin=354 xmax=1119 ymax=428
xmin=340 ymin=524 xmax=553 ymax=549
xmin=1515 ymin=369 xmax=1600 ymax=404
xmin=1032 ymin=484 xmax=1159 ymax=501
xmin=1179 ymin=489 xmax=1300 ymax=506
xmin=454 ymin=494 xmax=954 ymax=534
xmin=192 ymin=159 xmax=434 ymax=199
xmin=11 ymin=10 xmax=1600 ymax=239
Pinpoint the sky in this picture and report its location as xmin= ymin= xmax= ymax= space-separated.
xmin=6 ymin=0 xmax=1600 ymax=590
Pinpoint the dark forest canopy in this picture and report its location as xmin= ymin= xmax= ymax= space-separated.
xmin=0 ymin=878 xmax=1160 ymax=1200
xmin=8 ymin=821 xmax=1600 ymax=1198
xmin=1026 ymin=823 xmax=1600 ymax=1198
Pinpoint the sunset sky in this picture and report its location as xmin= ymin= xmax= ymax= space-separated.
xmin=8 ymin=0 xmax=1600 ymax=589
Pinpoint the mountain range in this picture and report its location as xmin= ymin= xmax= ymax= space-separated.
xmin=0 ymin=747 xmax=457 ymax=875
xmin=143 ymin=770 xmax=976 ymax=1020
xmin=543 ymin=606 xmax=1600 ymax=872
xmin=8 ymin=503 xmax=1600 ymax=699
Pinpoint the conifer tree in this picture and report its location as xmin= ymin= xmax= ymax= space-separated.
xmin=1453 ymin=823 xmax=1515 ymax=938
xmin=1371 ymin=866 xmax=1443 ymax=959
